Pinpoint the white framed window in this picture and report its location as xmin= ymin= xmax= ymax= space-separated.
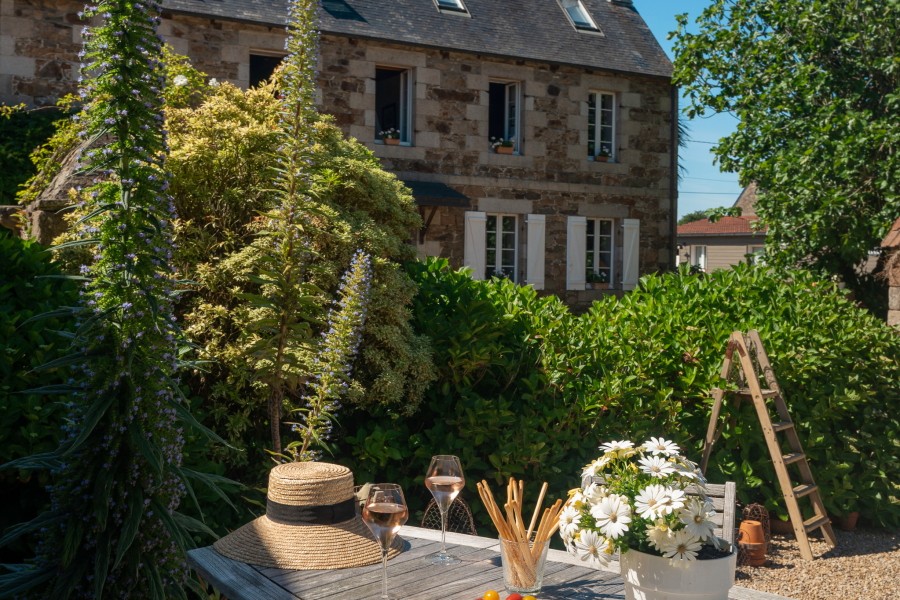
xmin=489 ymin=81 xmax=520 ymax=152
xmin=485 ymin=213 xmax=518 ymax=281
xmin=559 ymin=0 xmax=599 ymax=31
xmin=375 ymin=67 xmax=412 ymax=143
xmin=435 ymin=0 xmax=467 ymax=12
xmin=588 ymin=92 xmax=616 ymax=160
xmin=586 ymin=218 xmax=614 ymax=284
xmin=748 ymin=245 xmax=766 ymax=265
xmin=693 ymin=245 xmax=707 ymax=272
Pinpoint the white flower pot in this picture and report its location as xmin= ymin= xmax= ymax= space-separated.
xmin=619 ymin=548 xmax=737 ymax=600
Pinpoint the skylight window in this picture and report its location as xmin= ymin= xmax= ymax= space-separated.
xmin=435 ymin=0 xmax=467 ymax=13
xmin=559 ymin=0 xmax=599 ymax=31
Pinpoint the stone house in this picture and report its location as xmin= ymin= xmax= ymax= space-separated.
xmin=1 ymin=0 xmax=677 ymax=305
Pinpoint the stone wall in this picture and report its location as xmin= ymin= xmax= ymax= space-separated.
xmin=317 ymin=35 xmax=675 ymax=299
xmin=3 ymin=0 xmax=675 ymax=303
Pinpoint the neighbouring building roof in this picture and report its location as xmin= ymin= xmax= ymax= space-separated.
xmin=161 ymin=0 xmax=672 ymax=78
xmin=881 ymin=217 xmax=900 ymax=249
xmin=733 ymin=182 xmax=757 ymax=217
xmin=677 ymin=216 xmax=767 ymax=237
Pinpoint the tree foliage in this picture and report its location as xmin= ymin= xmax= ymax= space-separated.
xmin=672 ymin=0 xmax=900 ymax=296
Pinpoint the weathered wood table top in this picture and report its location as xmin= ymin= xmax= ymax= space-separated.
xmin=187 ymin=526 xmax=788 ymax=600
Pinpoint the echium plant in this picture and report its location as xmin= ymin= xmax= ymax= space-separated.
xmin=240 ymin=0 xmax=344 ymax=457
xmin=0 ymin=0 xmax=217 ymax=597
xmin=288 ymin=250 xmax=373 ymax=461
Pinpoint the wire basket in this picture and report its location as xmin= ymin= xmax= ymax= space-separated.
xmin=421 ymin=497 xmax=478 ymax=536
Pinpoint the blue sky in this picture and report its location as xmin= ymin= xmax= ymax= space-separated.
xmin=632 ymin=0 xmax=743 ymax=217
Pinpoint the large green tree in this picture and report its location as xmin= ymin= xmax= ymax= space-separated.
xmin=672 ymin=0 xmax=899 ymax=295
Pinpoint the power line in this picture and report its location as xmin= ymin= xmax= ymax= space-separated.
xmin=684 ymin=176 xmax=737 ymax=183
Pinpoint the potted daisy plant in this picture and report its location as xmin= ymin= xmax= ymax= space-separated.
xmin=559 ymin=438 xmax=737 ymax=600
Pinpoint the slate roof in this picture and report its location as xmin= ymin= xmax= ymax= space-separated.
xmin=677 ymin=216 xmax=767 ymax=237
xmin=161 ymin=0 xmax=672 ymax=78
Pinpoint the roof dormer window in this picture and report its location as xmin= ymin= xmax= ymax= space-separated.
xmin=435 ymin=0 xmax=468 ymax=13
xmin=559 ymin=0 xmax=599 ymax=31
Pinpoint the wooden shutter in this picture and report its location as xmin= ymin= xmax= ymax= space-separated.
xmin=622 ymin=218 xmax=640 ymax=290
xmin=464 ymin=211 xmax=487 ymax=280
xmin=525 ymin=214 xmax=545 ymax=290
xmin=566 ymin=216 xmax=586 ymax=290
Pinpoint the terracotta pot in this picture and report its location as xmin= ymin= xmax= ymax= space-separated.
xmin=738 ymin=542 xmax=767 ymax=567
xmin=739 ymin=520 xmax=765 ymax=544
xmin=495 ymin=145 xmax=514 ymax=154
xmin=596 ymin=155 xmax=609 ymax=162
xmin=834 ymin=511 xmax=859 ymax=531
xmin=383 ymin=137 xmax=400 ymax=145
xmin=769 ymin=519 xmax=794 ymax=535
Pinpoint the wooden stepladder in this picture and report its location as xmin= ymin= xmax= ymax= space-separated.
xmin=700 ymin=330 xmax=836 ymax=560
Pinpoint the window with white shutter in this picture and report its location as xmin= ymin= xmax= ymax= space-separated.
xmin=463 ymin=211 xmax=487 ymax=280
xmin=525 ymin=214 xmax=545 ymax=290
xmin=622 ymin=218 xmax=640 ymax=290
xmin=566 ymin=216 xmax=587 ymax=290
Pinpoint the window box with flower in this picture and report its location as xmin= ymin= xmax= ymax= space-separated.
xmin=586 ymin=270 xmax=610 ymax=289
xmin=560 ymin=438 xmax=737 ymax=599
xmin=594 ymin=145 xmax=612 ymax=162
xmin=490 ymin=137 xmax=516 ymax=154
xmin=379 ymin=128 xmax=401 ymax=145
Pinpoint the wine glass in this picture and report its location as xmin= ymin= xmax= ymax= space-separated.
xmin=425 ymin=454 xmax=465 ymax=565
xmin=362 ymin=483 xmax=408 ymax=600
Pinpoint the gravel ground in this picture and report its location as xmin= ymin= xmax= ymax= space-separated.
xmin=735 ymin=528 xmax=900 ymax=600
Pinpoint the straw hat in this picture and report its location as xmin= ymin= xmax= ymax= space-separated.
xmin=214 ymin=462 xmax=403 ymax=569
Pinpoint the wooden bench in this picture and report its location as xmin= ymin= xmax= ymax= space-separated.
xmin=585 ymin=476 xmax=737 ymax=545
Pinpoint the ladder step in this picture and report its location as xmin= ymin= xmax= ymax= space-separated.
xmin=782 ymin=452 xmax=806 ymax=465
xmin=803 ymin=514 xmax=830 ymax=532
xmin=737 ymin=387 xmax=778 ymax=398
xmin=772 ymin=420 xmax=794 ymax=432
xmin=792 ymin=483 xmax=817 ymax=498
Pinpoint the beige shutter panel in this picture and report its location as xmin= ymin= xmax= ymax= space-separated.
xmin=525 ymin=214 xmax=546 ymax=290
xmin=566 ymin=216 xmax=587 ymax=290
xmin=622 ymin=218 xmax=640 ymax=290
xmin=464 ymin=211 xmax=487 ymax=280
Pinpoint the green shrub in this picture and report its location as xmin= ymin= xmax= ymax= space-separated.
xmin=0 ymin=232 xmax=77 ymax=561
xmin=0 ymin=105 xmax=69 ymax=205
xmin=336 ymin=260 xmax=900 ymax=529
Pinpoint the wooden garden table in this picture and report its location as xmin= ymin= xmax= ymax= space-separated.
xmin=187 ymin=526 xmax=787 ymax=600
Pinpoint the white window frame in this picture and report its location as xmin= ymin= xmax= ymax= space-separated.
xmin=748 ymin=245 xmax=765 ymax=265
xmin=693 ymin=245 xmax=707 ymax=272
xmin=586 ymin=218 xmax=615 ymax=285
xmin=558 ymin=0 xmax=599 ymax=31
xmin=489 ymin=80 xmax=521 ymax=152
xmin=434 ymin=0 xmax=468 ymax=13
xmin=588 ymin=91 xmax=616 ymax=160
xmin=485 ymin=213 xmax=519 ymax=281
xmin=375 ymin=67 xmax=413 ymax=144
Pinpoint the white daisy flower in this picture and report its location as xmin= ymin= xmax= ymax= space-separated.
xmin=600 ymin=439 xmax=635 ymax=458
xmin=581 ymin=455 xmax=611 ymax=478
xmin=678 ymin=498 xmax=717 ymax=541
xmin=573 ymin=529 xmax=611 ymax=568
xmin=638 ymin=455 xmax=677 ymax=478
xmin=645 ymin=521 xmax=671 ymax=551
xmin=558 ymin=505 xmax=582 ymax=539
xmin=660 ymin=529 xmax=702 ymax=560
xmin=634 ymin=484 xmax=670 ymax=520
xmin=173 ymin=74 xmax=188 ymax=87
xmin=642 ymin=437 xmax=681 ymax=456
xmin=582 ymin=482 xmax=608 ymax=504
xmin=657 ymin=487 xmax=687 ymax=516
xmin=590 ymin=494 xmax=632 ymax=539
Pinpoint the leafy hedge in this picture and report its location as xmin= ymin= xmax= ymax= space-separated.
xmin=335 ymin=259 xmax=900 ymax=529
xmin=0 ymin=232 xmax=76 ymax=561
xmin=0 ymin=105 xmax=66 ymax=204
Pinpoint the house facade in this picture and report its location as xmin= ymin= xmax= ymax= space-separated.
xmin=677 ymin=215 xmax=767 ymax=272
xmin=2 ymin=0 xmax=677 ymax=305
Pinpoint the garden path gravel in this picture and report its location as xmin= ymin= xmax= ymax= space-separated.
xmin=734 ymin=528 xmax=899 ymax=600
